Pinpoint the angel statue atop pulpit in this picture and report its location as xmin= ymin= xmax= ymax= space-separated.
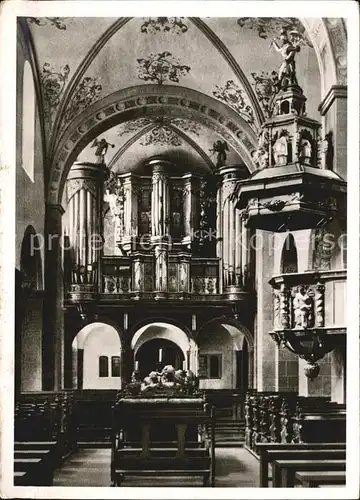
xmin=91 ymin=137 xmax=115 ymax=163
xmin=210 ymin=140 xmax=229 ymax=169
xmin=270 ymin=28 xmax=301 ymax=89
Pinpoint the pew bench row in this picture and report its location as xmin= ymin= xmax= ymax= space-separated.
xmin=13 ymin=441 xmax=60 ymax=486
xmin=256 ymin=442 xmax=346 ymax=488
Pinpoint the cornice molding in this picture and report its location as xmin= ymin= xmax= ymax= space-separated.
xmin=318 ymin=85 xmax=347 ymax=116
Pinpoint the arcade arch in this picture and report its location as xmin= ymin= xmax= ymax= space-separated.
xmin=72 ymin=322 xmax=122 ymax=389
xmin=131 ymin=322 xmax=197 ymax=377
xmin=197 ymin=320 xmax=253 ymax=390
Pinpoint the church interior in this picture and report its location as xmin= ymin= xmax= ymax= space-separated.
xmin=13 ymin=15 xmax=349 ymax=489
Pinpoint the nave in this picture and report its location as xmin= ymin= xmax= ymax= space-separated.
xmin=53 ymin=447 xmax=259 ymax=487
xmin=11 ymin=11 xmax=351 ymax=494
xmin=14 ymin=388 xmax=346 ymax=488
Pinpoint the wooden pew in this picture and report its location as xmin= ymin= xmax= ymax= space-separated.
xmin=72 ymin=389 xmax=118 ymax=446
xmin=257 ymin=442 xmax=346 ymax=487
xmin=14 ymin=441 xmax=60 ymax=466
xmin=292 ymin=410 xmax=346 ymax=444
xmin=295 ymin=470 xmax=346 ymax=487
xmin=111 ymin=398 xmax=215 ymax=487
xmin=14 ymin=456 xmax=54 ymax=486
xmin=14 ymin=471 xmax=30 ymax=486
xmin=14 ymin=391 xmax=75 ymax=485
xmin=273 ymin=458 xmax=346 ymax=487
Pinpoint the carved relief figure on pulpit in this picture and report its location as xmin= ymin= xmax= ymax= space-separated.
xmin=293 ymin=285 xmax=313 ymax=329
xmin=299 ymin=138 xmax=312 ymax=165
xmin=252 ymin=147 xmax=269 ymax=170
xmin=270 ymin=29 xmax=301 ymax=89
xmin=91 ymin=138 xmax=115 ymax=163
xmin=273 ymin=134 xmax=288 ymax=166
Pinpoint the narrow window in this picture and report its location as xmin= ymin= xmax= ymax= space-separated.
xmin=99 ymin=356 xmax=108 ymax=377
xmin=209 ymin=354 xmax=222 ymax=378
xmin=21 ymin=61 xmax=35 ymax=182
xmin=111 ymin=356 xmax=120 ymax=377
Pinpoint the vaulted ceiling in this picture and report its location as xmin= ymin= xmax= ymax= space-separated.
xmin=23 ymin=16 xmax=321 ymax=176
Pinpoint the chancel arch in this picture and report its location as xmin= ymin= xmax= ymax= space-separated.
xmin=48 ymin=84 xmax=258 ymax=205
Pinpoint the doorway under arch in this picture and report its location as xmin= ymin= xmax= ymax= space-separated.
xmin=135 ymin=338 xmax=185 ymax=381
xmin=131 ymin=321 xmax=195 ymax=376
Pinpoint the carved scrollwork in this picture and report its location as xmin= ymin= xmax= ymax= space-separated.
xmin=64 ymin=76 xmax=102 ymax=125
xmin=41 ymin=62 xmax=70 ymax=125
xmin=213 ymin=80 xmax=255 ymax=128
xmin=140 ymin=17 xmax=188 ymax=35
xmin=67 ymin=178 xmax=97 ymax=202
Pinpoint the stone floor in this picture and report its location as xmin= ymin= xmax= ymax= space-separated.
xmin=53 ymin=447 xmax=259 ymax=487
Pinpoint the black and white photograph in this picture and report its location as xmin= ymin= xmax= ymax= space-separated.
xmin=0 ymin=1 xmax=359 ymax=498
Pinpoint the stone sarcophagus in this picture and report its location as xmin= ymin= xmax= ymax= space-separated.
xmin=111 ymin=367 xmax=215 ymax=486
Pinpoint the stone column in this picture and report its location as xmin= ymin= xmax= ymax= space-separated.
xmin=256 ymin=230 xmax=276 ymax=391
xmin=66 ymin=162 xmax=108 ymax=290
xmin=331 ymin=346 xmax=346 ymax=403
xmin=42 ymin=203 xmax=65 ymax=390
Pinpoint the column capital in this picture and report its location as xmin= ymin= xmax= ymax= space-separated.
xmin=67 ymin=161 xmax=109 ymax=182
xmin=146 ymin=156 xmax=172 ymax=174
xmin=318 ymin=85 xmax=347 ymax=116
xmin=46 ymin=203 xmax=65 ymax=217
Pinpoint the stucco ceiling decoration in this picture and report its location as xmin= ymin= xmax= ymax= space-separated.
xmin=28 ymin=17 xmax=68 ymax=30
xmin=137 ymin=51 xmax=191 ymax=85
xmin=117 ymin=117 xmax=201 ymax=139
xmin=40 ymin=62 xmax=70 ymax=127
xmin=117 ymin=118 xmax=153 ymax=137
xmin=140 ymin=122 xmax=183 ymax=147
xmin=140 ymin=17 xmax=188 ymax=35
xmin=63 ymin=76 xmax=103 ymax=126
xmin=109 ymin=119 xmax=215 ymax=172
xmin=47 ymin=17 xmax=132 ymax=158
xmin=171 ymin=119 xmax=201 ymax=136
xmin=212 ymin=80 xmax=256 ymax=131
xmin=44 ymin=16 xmax=264 ymax=159
xmin=237 ymin=17 xmax=313 ymax=48
xmin=251 ymin=71 xmax=281 ymax=119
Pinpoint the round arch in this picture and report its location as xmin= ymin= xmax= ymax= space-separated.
xmin=72 ymin=321 xmax=122 ymax=389
xmin=131 ymin=322 xmax=193 ymax=359
xmin=301 ymin=18 xmax=347 ymax=96
xmin=280 ymin=233 xmax=298 ymax=274
xmin=197 ymin=316 xmax=254 ymax=351
xmin=48 ymin=84 xmax=258 ymax=205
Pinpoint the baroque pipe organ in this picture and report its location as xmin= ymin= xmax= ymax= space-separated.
xmin=64 ymin=156 xmax=253 ymax=305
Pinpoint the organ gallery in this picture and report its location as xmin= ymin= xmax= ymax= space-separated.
xmin=6 ymin=10 xmax=354 ymax=493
